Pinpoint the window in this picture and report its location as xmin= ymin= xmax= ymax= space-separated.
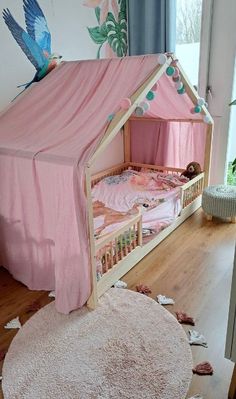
xmin=175 ymin=0 xmax=203 ymax=86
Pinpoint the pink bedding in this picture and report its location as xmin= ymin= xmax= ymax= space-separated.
xmin=92 ymin=169 xmax=188 ymax=238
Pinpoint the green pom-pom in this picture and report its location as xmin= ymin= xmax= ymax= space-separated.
xmin=194 ymin=105 xmax=202 ymax=113
xmin=107 ymin=113 xmax=115 ymax=121
xmin=146 ymin=91 xmax=155 ymax=101
xmin=177 ymin=86 xmax=185 ymax=94
xmin=166 ymin=66 xmax=175 ymax=76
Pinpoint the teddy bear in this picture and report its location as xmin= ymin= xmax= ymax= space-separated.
xmin=181 ymin=162 xmax=202 ymax=180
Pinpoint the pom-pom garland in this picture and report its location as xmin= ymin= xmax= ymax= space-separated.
xmin=120 ymin=97 xmax=132 ymax=110
xmin=166 ymin=66 xmax=175 ymax=76
xmin=172 ymin=76 xmax=181 ymax=83
xmin=134 ymin=106 xmax=145 ymax=117
xmin=173 ymin=68 xmax=180 ymax=78
xmin=157 ymin=54 xmax=167 ymax=65
xmin=146 ymin=90 xmax=155 ymax=101
xmin=175 ymin=81 xmax=183 ymax=90
xmin=197 ymin=97 xmax=205 ymax=107
xmin=203 ymin=114 xmax=211 ymax=123
xmin=194 ymin=105 xmax=202 ymax=113
xmin=140 ymin=101 xmax=150 ymax=111
xmin=177 ymin=86 xmax=185 ymax=94
xmin=151 ymin=82 xmax=158 ymax=91
xmin=107 ymin=113 xmax=115 ymax=121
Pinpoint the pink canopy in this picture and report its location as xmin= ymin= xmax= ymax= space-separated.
xmin=0 ymin=55 xmax=203 ymax=313
xmin=129 ymin=70 xmax=206 ymax=168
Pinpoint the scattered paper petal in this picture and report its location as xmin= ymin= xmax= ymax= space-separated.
xmin=157 ymin=294 xmax=175 ymax=305
xmin=188 ymin=395 xmax=203 ymax=399
xmin=136 ymin=284 xmax=152 ymax=296
xmin=193 ymin=361 xmax=213 ymax=375
xmin=26 ymin=300 xmax=42 ymax=313
xmin=189 ymin=330 xmax=208 ymax=347
xmin=4 ymin=316 xmax=21 ymax=329
xmin=0 ymin=350 xmax=7 ymax=361
xmin=48 ymin=291 xmax=55 ymax=298
xmin=114 ymin=280 xmax=127 ymax=289
xmin=176 ymin=311 xmax=195 ymax=325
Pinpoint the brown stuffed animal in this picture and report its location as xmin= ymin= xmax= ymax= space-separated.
xmin=181 ymin=162 xmax=201 ymax=180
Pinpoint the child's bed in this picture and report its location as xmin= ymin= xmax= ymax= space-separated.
xmin=90 ymin=161 xmax=204 ymax=301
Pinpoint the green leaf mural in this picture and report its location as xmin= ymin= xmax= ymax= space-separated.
xmin=106 ymin=12 xmax=127 ymax=57
xmin=85 ymin=0 xmax=127 ymax=59
xmin=87 ymin=26 xmax=107 ymax=44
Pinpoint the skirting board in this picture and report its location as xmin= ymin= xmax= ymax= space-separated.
xmin=96 ymin=196 xmax=202 ymax=298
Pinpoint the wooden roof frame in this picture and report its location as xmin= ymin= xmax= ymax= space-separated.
xmin=87 ymin=54 xmax=213 ymax=186
xmin=85 ymin=54 xmax=214 ymax=308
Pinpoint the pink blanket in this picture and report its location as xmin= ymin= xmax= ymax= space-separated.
xmin=92 ymin=169 xmax=188 ymax=237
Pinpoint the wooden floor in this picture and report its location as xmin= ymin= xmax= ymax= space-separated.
xmin=0 ymin=208 xmax=235 ymax=398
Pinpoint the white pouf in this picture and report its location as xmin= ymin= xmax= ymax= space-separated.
xmin=202 ymin=185 xmax=236 ymax=222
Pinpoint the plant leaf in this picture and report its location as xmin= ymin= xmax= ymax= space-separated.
xmin=229 ymin=99 xmax=236 ymax=106
xmin=87 ymin=26 xmax=107 ymax=44
xmin=95 ymin=6 xmax=100 ymax=23
xmin=105 ymin=11 xmax=127 ymax=57
xmin=232 ymin=158 xmax=236 ymax=174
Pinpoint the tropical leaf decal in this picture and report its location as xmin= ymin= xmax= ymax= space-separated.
xmin=85 ymin=0 xmax=127 ymax=58
xmin=87 ymin=26 xmax=107 ymax=44
xmin=106 ymin=11 xmax=127 ymax=57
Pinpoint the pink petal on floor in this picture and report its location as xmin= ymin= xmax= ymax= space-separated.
xmin=136 ymin=284 xmax=152 ymax=296
xmin=175 ymin=311 xmax=195 ymax=326
xmin=193 ymin=361 xmax=213 ymax=375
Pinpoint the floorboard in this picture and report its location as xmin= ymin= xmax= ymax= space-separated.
xmin=0 ymin=208 xmax=235 ymax=398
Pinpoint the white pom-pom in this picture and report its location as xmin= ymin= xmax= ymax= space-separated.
xmin=197 ymin=97 xmax=205 ymax=107
xmin=203 ymin=114 xmax=211 ymax=124
xmin=158 ymin=54 xmax=167 ymax=65
xmin=175 ymin=81 xmax=183 ymax=90
xmin=140 ymin=101 xmax=150 ymax=111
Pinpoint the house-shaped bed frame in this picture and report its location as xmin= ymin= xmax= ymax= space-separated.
xmin=86 ymin=55 xmax=214 ymax=309
xmin=0 ymin=53 xmax=213 ymax=314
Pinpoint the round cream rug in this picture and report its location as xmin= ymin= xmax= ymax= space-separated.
xmin=2 ymin=289 xmax=192 ymax=399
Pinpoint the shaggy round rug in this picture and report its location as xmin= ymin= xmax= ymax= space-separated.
xmin=2 ymin=289 xmax=192 ymax=399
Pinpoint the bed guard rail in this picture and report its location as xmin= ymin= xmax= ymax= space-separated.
xmin=180 ymin=172 xmax=205 ymax=209
xmin=95 ymin=207 xmax=142 ymax=276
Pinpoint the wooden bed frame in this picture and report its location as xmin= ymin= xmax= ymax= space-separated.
xmin=87 ymin=160 xmax=205 ymax=308
xmin=84 ymin=55 xmax=214 ymax=308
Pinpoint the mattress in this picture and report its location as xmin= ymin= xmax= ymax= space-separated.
xmin=92 ymin=168 xmax=188 ymax=239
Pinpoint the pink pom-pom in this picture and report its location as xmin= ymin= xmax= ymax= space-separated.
xmin=151 ymin=82 xmax=158 ymax=91
xmin=120 ymin=98 xmax=132 ymax=110
xmin=173 ymin=68 xmax=180 ymax=78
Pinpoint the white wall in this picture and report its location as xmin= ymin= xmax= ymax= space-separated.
xmin=206 ymin=0 xmax=236 ymax=183
xmin=91 ymin=131 xmax=124 ymax=174
xmin=228 ymin=59 xmax=236 ymax=162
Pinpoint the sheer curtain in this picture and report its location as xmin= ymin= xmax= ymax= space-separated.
xmin=127 ymin=0 xmax=176 ymax=55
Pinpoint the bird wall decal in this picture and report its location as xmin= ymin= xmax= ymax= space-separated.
xmin=2 ymin=0 xmax=62 ymax=98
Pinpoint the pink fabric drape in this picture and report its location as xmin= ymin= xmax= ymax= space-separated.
xmin=0 ymin=55 xmax=205 ymax=313
xmin=0 ymin=55 xmax=167 ymax=314
xmin=131 ymin=120 xmax=206 ymax=169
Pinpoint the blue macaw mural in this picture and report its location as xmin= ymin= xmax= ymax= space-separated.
xmin=2 ymin=0 xmax=62 ymax=96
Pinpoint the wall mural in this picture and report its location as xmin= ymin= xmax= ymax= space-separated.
xmin=2 ymin=0 xmax=61 ymax=97
xmin=83 ymin=0 xmax=128 ymax=58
